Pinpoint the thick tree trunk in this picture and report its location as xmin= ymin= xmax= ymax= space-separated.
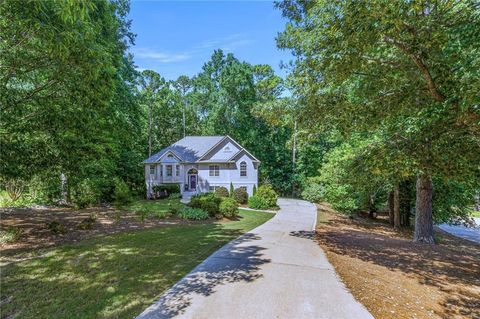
xmin=394 ymin=184 xmax=401 ymax=230
xmin=388 ymin=191 xmax=394 ymax=226
xmin=414 ymin=174 xmax=435 ymax=244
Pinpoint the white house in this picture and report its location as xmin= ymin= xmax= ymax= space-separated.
xmin=143 ymin=136 xmax=259 ymax=199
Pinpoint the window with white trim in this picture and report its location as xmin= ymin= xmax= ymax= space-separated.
xmin=209 ymin=185 xmax=220 ymax=192
xmin=209 ymin=165 xmax=219 ymax=177
xmin=240 ymin=161 xmax=247 ymax=177
xmin=166 ymin=165 xmax=172 ymax=176
xmin=160 ymin=165 xmax=163 ymax=176
xmin=176 ymin=165 xmax=180 ymax=176
xmin=149 ymin=166 xmax=155 ymax=175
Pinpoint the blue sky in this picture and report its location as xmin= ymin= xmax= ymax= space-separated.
xmin=128 ymin=1 xmax=293 ymax=80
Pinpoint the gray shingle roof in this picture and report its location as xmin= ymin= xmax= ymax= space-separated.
xmin=143 ymin=136 xmax=225 ymax=163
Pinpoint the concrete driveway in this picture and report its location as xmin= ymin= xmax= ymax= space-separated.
xmin=137 ymin=198 xmax=373 ymax=319
xmin=439 ymin=217 xmax=480 ymax=244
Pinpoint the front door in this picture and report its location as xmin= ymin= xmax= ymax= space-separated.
xmin=189 ymin=175 xmax=197 ymax=190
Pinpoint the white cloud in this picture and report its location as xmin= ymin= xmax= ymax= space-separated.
xmin=196 ymin=34 xmax=252 ymax=52
xmin=133 ymin=48 xmax=191 ymax=63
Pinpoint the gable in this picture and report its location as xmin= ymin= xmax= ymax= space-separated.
xmin=205 ymin=141 xmax=241 ymax=161
xmin=228 ymin=148 xmax=260 ymax=163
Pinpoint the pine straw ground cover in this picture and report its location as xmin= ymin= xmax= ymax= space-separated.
xmin=315 ymin=204 xmax=480 ymax=319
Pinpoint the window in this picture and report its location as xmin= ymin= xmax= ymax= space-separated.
xmin=209 ymin=165 xmax=219 ymax=177
xmin=176 ymin=165 xmax=180 ymax=176
xmin=209 ymin=185 xmax=221 ymax=192
xmin=167 ymin=153 xmax=174 ymax=158
xmin=160 ymin=165 xmax=163 ymax=176
xmin=224 ymin=146 xmax=231 ymax=152
xmin=149 ymin=166 xmax=155 ymax=175
xmin=240 ymin=161 xmax=247 ymax=177
xmin=166 ymin=165 xmax=173 ymax=176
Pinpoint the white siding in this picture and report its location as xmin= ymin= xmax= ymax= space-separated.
xmin=208 ymin=141 xmax=240 ymax=160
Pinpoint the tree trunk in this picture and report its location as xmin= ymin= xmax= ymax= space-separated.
xmin=414 ymin=174 xmax=435 ymax=244
xmin=388 ymin=191 xmax=394 ymax=226
xmin=394 ymin=184 xmax=401 ymax=230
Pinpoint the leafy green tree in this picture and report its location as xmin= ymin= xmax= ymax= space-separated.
xmin=277 ymin=0 xmax=480 ymax=243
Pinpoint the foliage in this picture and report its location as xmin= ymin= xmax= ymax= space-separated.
xmin=257 ymin=184 xmax=278 ymax=208
xmin=301 ymin=182 xmax=325 ymax=204
xmin=70 ymin=179 xmax=101 ymax=209
xmin=277 ymin=1 xmax=480 ymax=240
xmin=126 ymin=198 xmax=184 ymax=219
xmin=248 ymin=196 xmax=270 ymax=210
xmin=253 ymin=184 xmax=257 ymax=196
xmin=0 ymin=226 xmax=23 ymax=244
xmin=152 ymin=184 xmax=181 ymax=194
xmin=233 ymin=187 xmax=248 ymax=204
xmin=188 ymin=193 xmax=221 ymax=216
xmin=229 ymin=183 xmax=234 ymax=197
xmin=177 ymin=207 xmax=209 ymax=220
xmin=214 ymin=186 xmax=229 ymax=198
xmin=219 ymin=197 xmax=239 ymax=218
xmin=167 ymin=193 xmax=182 ymax=200
xmin=47 ymin=221 xmax=67 ymax=235
xmin=113 ymin=178 xmax=133 ymax=206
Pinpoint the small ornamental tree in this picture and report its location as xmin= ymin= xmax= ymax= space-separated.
xmin=229 ymin=182 xmax=234 ymax=197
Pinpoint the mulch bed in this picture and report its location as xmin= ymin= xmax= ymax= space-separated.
xmin=315 ymin=203 xmax=480 ymax=319
xmin=0 ymin=206 xmax=204 ymax=263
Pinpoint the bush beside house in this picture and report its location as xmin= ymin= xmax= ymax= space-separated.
xmin=219 ymin=197 xmax=239 ymax=218
xmin=248 ymin=184 xmax=278 ymax=210
xmin=233 ymin=188 xmax=248 ymax=204
xmin=214 ymin=186 xmax=229 ymax=198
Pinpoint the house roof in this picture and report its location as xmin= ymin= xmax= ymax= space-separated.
xmin=143 ymin=135 xmax=260 ymax=164
xmin=143 ymin=136 xmax=224 ymax=163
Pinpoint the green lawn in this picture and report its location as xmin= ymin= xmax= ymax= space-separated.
xmin=1 ymin=209 xmax=273 ymax=319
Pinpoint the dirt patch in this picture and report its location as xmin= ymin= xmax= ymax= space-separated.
xmin=315 ymin=203 xmax=480 ymax=319
xmin=0 ymin=206 xmax=205 ymax=263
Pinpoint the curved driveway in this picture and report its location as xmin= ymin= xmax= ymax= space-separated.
xmin=137 ymin=198 xmax=373 ymax=319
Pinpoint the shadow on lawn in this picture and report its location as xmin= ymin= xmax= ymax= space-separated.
xmin=314 ymin=215 xmax=480 ymax=318
xmin=1 ymin=223 xmax=268 ymax=319
xmin=137 ymin=232 xmax=270 ymax=318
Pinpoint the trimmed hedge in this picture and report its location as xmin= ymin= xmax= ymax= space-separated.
xmin=214 ymin=186 xmax=229 ymax=198
xmin=189 ymin=193 xmax=221 ymax=216
xmin=219 ymin=197 xmax=239 ymax=218
xmin=152 ymin=184 xmax=180 ymax=194
xmin=233 ymin=187 xmax=248 ymax=204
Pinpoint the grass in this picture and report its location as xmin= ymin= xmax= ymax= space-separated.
xmin=1 ymin=209 xmax=273 ymax=319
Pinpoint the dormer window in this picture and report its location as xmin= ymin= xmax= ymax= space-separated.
xmin=240 ymin=161 xmax=247 ymax=177
xmin=224 ymin=146 xmax=231 ymax=152
xmin=167 ymin=153 xmax=174 ymax=158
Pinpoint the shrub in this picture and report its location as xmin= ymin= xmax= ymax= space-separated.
xmin=257 ymin=184 xmax=278 ymax=208
xmin=214 ymin=186 xmax=229 ymax=198
xmin=229 ymin=182 xmax=234 ymax=197
xmin=253 ymin=184 xmax=257 ymax=196
xmin=70 ymin=179 xmax=100 ymax=209
xmin=189 ymin=193 xmax=221 ymax=216
xmin=0 ymin=226 xmax=23 ymax=244
xmin=219 ymin=197 xmax=239 ymax=218
xmin=177 ymin=207 xmax=209 ymax=220
xmin=168 ymin=193 xmax=182 ymax=199
xmin=114 ymin=178 xmax=133 ymax=206
xmin=233 ymin=188 xmax=248 ymax=204
xmin=47 ymin=220 xmax=67 ymax=234
xmin=301 ymin=183 xmax=325 ymax=203
xmin=78 ymin=214 xmax=97 ymax=230
xmin=137 ymin=207 xmax=149 ymax=222
xmin=153 ymin=184 xmax=180 ymax=194
xmin=248 ymin=196 xmax=270 ymax=210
